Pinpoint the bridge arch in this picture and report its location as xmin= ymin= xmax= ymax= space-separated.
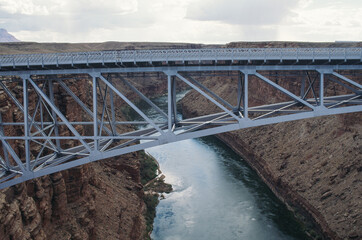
xmin=0 ymin=47 xmax=361 ymax=188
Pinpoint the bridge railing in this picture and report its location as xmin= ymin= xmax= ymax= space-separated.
xmin=0 ymin=48 xmax=361 ymax=68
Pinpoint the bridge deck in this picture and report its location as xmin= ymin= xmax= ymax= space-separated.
xmin=1 ymin=47 xmax=361 ymax=71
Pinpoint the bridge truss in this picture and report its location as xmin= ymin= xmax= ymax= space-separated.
xmin=0 ymin=47 xmax=361 ymax=189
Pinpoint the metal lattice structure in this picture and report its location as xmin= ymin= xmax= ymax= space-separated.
xmin=0 ymin=47 xmax=361 ymax=189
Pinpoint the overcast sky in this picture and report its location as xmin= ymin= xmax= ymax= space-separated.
xmin=0 ymin=0 xmax=361 ymax=43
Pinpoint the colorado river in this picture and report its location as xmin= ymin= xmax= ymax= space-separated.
xmin=135 ymin=93 xmax=308 ymax=240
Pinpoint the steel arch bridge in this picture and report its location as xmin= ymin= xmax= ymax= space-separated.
xmin=0 ymin=47 xmax=361 ymax=189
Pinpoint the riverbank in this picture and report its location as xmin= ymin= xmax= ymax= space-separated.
xmin=139 ymin=151 xmax=172 ymax=239
xmin=180 ymin=77 xmax=361 ymax=239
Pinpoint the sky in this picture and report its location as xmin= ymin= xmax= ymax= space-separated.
xmin=0 ymin=0 xmax=361 ymax=43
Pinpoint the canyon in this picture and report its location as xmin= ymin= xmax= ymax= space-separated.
xmin=0 ymin=41 xmax=361 ymax=239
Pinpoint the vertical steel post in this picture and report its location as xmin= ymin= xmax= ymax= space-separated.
xmin=167 ymin=75 xmax=172 ymax=132
xmin=109 ymin=78 xmax=116 ymax=135
xmin=237 ymin=72 xmax=243 ymax=111
xmin=320 ymin=72 xmax=324 ymax=106
xmin=0 ymin=112 xmax=10 ymax=168
xmin=243 ymin=73 xmax=248 ymax=119
xmin=93 ymin=76 xmax=98 ymax=151
xmin=301 ymin=76 xmax=306 ymax=98
xmin=48 ymin=80 xmax=61 ymax=150
xmin=40 ymin=99 xmax=44 ymax=129
xmin=172 ymin=76 xmax=177 ymax=124
xmin=23 ymin=77 xmax=30 ymax=171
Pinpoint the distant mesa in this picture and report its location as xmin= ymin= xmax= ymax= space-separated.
xmin=0 ymin=28 xmax=20 ymax=42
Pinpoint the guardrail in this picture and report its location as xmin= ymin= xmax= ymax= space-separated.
xmin=0 ymin=48 xmax=362 ymax=68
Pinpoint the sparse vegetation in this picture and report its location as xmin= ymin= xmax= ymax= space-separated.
xmin=139 ymin=151 xmax=172 ymax=238
xmin=143 ymin=194 xmax=159 ymax=239
xmin=139 ymin=151 xmax=158 ymax=185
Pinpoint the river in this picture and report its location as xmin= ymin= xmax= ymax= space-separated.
xmin=134 ymin=92 xmax=308 ymax=240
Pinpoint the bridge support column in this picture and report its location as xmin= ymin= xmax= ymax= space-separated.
xmin=167 ymin=74 xmax=174 ymax=132
xmin=0 ymin=112 xmax=10 ymax=169
xmin=320 ymin=72 xmax=324 ymax=106
xmin=109 ymin=78 xmax=116 ymax=134
xmin=172 ymin=76 xmax=177 ymax=126
xmin=243 ymin=72 xmax=249 ymax=119
xmin=48 ymin=79 xmax=61 ymax=151
xmin=301 ymin=76 xmax=306 ymax=98
xmin=235 ymin=72 xmax=243 ymax=117
xmin=22 ymin=76 xmax=31 ymax=171
xmin=93 ymin=75 xmax=98 ymax=151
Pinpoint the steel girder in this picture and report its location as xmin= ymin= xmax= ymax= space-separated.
xmin=0 ymin=64 xmax=361 ymax=189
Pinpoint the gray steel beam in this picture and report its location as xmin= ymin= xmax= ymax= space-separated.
xmin=48 ymin=80 xmax=61 ymax=150
xmin=1 ymin=65 xmax=362 ymax=77
xmin=0 ymin=81 xmax=58 ymax=151
xmin=109 ymin=78 xmax=116 ymax=131
xmin=181 ymin=73 xmax=234 ymax=110
xmin=97 ymin=81 xmax=116 ymax=136
xmin=243 ymin=72 xmax=249 ymax=119
xmin=0 ymin=131 xmax=26 ymax=172
xmin=172 ymin=76 xmax=177 ymax=125
xmin=96 ymin=74 xmax=164 ymax=135
xmin=254 ymin=72 xmax=316 ymax=109
xmin=301 ymin=76 xmax=306 ymax=98
xmin=3 ymin=99 xmax=361 ymax=189
xmin=28 ymin=77 xmax=92 ymax=152
xmin=167 ymin=75 xmax=173 ymax=131
xmin=22 ymin=77 xmax=30 ymax=171
xmin=120 ymin=75 xmax=168 ymax=119
xmin=175 ymin=72 xmax=240 ymax=121
xmin=236 ymin=72 xmax=243 ymax=113
xmin=320 ymin=72 xmax=324 ymax=106
xmin=332 ymin=72 xmax=362 ymax=90
xmin=57 ymin=80 xmax=113 ymax=136
xmin=93 ymin=76 xmax=98 ymax=151
xmin=0 ymin=112 xmax=10 ymax=168
xmin=326 ymin=76 xmax=361 ymax=94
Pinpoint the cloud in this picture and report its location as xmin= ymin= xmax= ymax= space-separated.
xmin=284 ymin=1 xmax=362 ymax=41
xmin=186 ymin=0 xmax=300 ymax=25
xmin=0 ymin=0 xmax=49 ymax=15
xmin=1 ymin=0 xmax=361 ymax=43
xmin=0 ymin=0 xmax=153 ymax=33
xmin=0 ymin=0 xmax=138 ymax=16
